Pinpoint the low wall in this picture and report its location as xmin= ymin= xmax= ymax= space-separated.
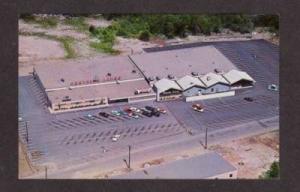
xmin=185 ymin=91 xmax=235 ymax=102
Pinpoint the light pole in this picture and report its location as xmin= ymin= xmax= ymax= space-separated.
xmin=123 ymin=145 xmax=132 ymax=169
xmin=25 ymin=121 xmax=29 ymax=143
xmin=204 ymin=127 xmax=208 ymax=149
xmin=45 ymin=166 xmax=48 ymax=179
xmin=128 ymin=145 xmax=131 ymax=169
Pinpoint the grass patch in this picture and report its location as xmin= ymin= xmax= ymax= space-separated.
xmin=19 ymin=31 xmax=76 ymax=59
xmin=90 ymin=41 xmax=119 ymax=55
xmin=89 ymin=27 xmax=120 ymax=54
xmin=21 ymin=15 xmax=58 ymax=28
xmin=57 ymin=37 xmax=76 ymax=58
xmin=64 ymin=17 xmax=89 ymax=32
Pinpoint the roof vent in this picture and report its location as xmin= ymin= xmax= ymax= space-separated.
xmin=214 ymin=68 xmax=221 ymax=73
xmin=168 ymin=74 xmax=174 ymax=79
xmin=148 ymin=76 xmax=154 ymax=81
xmin=191 ymin=71 xmax=198 ymax=76
xmin=207 ymin=76 xmax=211 ymax=81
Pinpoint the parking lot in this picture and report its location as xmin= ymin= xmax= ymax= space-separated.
xmin=18 ymin=40 xmax=279 ymax=173
xmin=19 ymin=75 xmax=185 ymax=168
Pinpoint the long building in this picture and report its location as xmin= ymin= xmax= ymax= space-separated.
xmin=33 ymin=56 xmax=156 ymax=113
xmin=33 ymin=43 xmax=256 ymax=113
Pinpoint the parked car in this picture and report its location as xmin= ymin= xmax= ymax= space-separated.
xmin=244 ymin=97 xmax=254 ymax=102
xmin=129 ymin=107 xmax=141 ymax=113
xmin=141 ymin=108 xmax=153 ymax=117
xmin=124 ymin=108 xmax=133 ymax=114
xmin=192 ymin=104 xmax=204 ymax=112
xmin=117 ymin=110 xmax=127 ymax=116
xmin=111 ymin=134 xmax=121 ymax=142
xmin=99 ymin=112 xmax=109 ymax=118
xmin=268 ymin=84 xmax=279 ymax=91
xmin=131 ymin=112 xmax=140 ymax=119
xmin=156 ymin=107 xmax=167 ymax=114
xmin=145 ymin=106 xmax=160 ymax=117
xmin=86 ymin=114 xmax=93 ymax=119
xmin=111 ymin=110 xmax=121 ymax=116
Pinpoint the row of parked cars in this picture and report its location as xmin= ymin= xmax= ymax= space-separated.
xmin=112 ymin=106 xmax=167 ymax=118
xmin=86 ymin=106 xmax=167 ymax=120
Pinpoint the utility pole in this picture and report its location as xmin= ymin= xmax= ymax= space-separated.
xmin=45 ymin=166 xmax=48 ymax=179
xmin=123 ymin=145 xmax=132 ymax=169
xmin=25 ymin=121 xmax=29 ymax=143
xmin=128 ymin=145 xmax=131 ymax=169
xmin=205 ymin=127 xmax=208 ymax=149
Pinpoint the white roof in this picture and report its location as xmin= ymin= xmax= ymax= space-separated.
xmin=200 ymin=72 xmax=229 ymax=87
xmin=222 ymin=69 xmax=255 ymax=85
xmin=154 ymin=78 xmax=182 ymax=93
xmin=176 ymin=75 xmax=206 ymax=90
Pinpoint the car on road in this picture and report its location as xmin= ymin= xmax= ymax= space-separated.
xmin=192 ymin=103 xmax=204 ymax=112
xmin=18 ymin=117 xmax=23 ymax=121
xmin=268 ymin=84 xmax=279 ymax=91
xmin=244 ymin=97 xmax=254 ymax=102
xmin=99 ymin=112 xmax=109 ymax=118
xmin=111 ymin=110 xmax=121 ymax=116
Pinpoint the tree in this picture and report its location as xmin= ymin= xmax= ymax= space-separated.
xmin=139 ymin=30 xmax=150 ymax=41
xmin=261 ymin=161 xmax=279 ymax=179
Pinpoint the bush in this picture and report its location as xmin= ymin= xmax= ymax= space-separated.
xmin=20 ymin=14 xmax=35 ymax=22
xmin=64 ymin=17 xmax=88 ymax=31
xmin=260 ymin=161 xmax=279 ymax=179
xmin=138 ymin=30 xmax=151 ymax=41
xmin=89 ymin=25 xmax=96 ymax=35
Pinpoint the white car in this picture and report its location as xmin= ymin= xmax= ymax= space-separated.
xmin=18 ymin=117 xmax=23 ymax=121
xmin=111 ymin=134 xmax=121 ymax=142
xmin=129 ymin=107 xmax=141 ymax=113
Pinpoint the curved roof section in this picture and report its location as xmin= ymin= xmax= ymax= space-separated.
xmin=200 ymin=72 xmax=229 ymax=87
xmin=222 ymin=69 xmax=255 ymax=85
xmin=154 ymin=78 xmax=182 ymax=93
xmin=176 ymin=75 xmax=206 ymax=90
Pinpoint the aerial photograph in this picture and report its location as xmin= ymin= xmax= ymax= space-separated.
xmin=18 ymin=14 xmax=279 ymax=179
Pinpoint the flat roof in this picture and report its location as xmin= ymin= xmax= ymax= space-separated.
xmin=47 ymin=79 xmax=153 ymax=104
xmin=130 ymin=45 xmax=237 ymax=81
xmin=34 ymin=56 xmax=144 ymax=89
xmin=113 ymin=152 xmax=237 ymax=179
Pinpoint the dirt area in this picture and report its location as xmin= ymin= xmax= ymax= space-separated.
xmin=19 ymin=141 xmax=35 ymax=178
xmin=209 ymin=130 xmax=279 ymax=179
xmin=114 ymin=37 xmax=159 ymax=55
xmin=19 ymin=36 xmax=65 ymax=63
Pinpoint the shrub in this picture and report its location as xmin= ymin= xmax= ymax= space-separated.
xmin=138 ymin=30 xmax=151 ymax=41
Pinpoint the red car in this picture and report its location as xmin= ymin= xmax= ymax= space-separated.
xmin=192 ymin=104 xmax=204 ymax=112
